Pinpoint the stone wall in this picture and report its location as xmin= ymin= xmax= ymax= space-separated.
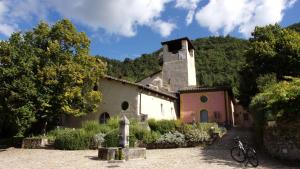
xmin=263 ymin=127 xmax=300 ymax=161
xmin=22 ymin=138 xmax=49 ymax=149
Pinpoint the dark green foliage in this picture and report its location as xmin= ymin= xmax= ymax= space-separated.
xmin=193 ymin=36 xmax=249 ymax=96
xmin=97 ymin=50 xmax=162 ymax=82
xmin=130 ymin=124 xmax=149 ymax=140
xmin=0 ymin=19 xmax=106 ymax=137
xmin=82 ymin=121 xmax=102 ymax=134
xmin=54 ymin=129 xmax=90 ymax=150
xmin=142 ymin=131 xmax=161 ymax=144
xmin=287 ymin=22 xmax=300 ymax=33
xmin=104 ymin=129 xmax=119 ymax=147
xmin=148 ymin=119 xmax=180 ymax=134
xmin=239 ymin=24 xmax=300 ymax=106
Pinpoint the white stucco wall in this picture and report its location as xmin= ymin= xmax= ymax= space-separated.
xmin=140 ymin=93 xmax=177 ymax=120
xmin=64 ymin=78 xmax=140 ymax=127
xmin=64 ymin=77 xmax=178 ymax=127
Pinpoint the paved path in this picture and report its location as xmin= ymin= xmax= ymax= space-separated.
xmin=0 ymin=128 xmax=298 ymax=169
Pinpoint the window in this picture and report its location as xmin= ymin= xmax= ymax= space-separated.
xmin=200 ymin=95 xmax=208 ymax=103
xmin=214 ymin=111 xmax=221 ymax=120
xmin=200 ymin=109 xmax=208 ymax=122
xmin=121 ymin=101 xmax=129 ymax=110
xmin=99 ymin=112 xmax=110 ymax=124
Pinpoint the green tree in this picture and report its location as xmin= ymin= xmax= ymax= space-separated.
xmin=0 ymin=20 xmax=106 ymax=137
xmin=250 ymin=77 xmax=300 ymax=144
xmin=239 ymin=24 xmax=300 ymax=106
xmin=193 ymin=36 xmax=249 ymax=96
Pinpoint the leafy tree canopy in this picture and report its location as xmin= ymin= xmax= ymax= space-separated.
xmin=0 ymin=19 xmax=106 ymax=137
xmin=250 ymin=77 xmax=300 ymax=119
xmin=239 ymin=24 xmax=300 ymax=106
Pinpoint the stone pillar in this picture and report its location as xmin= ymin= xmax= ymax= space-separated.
xmin=119 ymin=115 xmax=130 ymax=148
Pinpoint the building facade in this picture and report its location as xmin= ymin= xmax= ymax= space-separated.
xmin=64 ymin=76 xmax=178 ymax=127
xmin=179 ymin=87 xmax=235 ymax=125
xmin=64 ymin=37 xmax=242 ymax=127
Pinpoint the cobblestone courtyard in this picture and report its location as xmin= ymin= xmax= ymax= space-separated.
xmin=0 ymin=146 xmax=298 ymax=169
xmin=1 ymin=128 xmax=298 ymax=169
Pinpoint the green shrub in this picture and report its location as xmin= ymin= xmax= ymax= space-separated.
xmin=107 ymin=117 xmax=120 ymax=129
xmin=184 ymin=128 xmax=210 ymax=143
xmin=148 ymin=119 xmax=180 ymax=134
xmin=130 ymin=124 xmax=149 ymax=140
xmin=47 ymin=128 xmax=74 ymax=138
xmin=98 ymin=125 xmax=111 ymax=134
xmin=129 ymin=135 xmax=137 ymax=147
xmin=142 ymin=131 xmax=161 ymax=144
xmin=195 ymin=123 xmax=218 ymax=132
xmin=54 ymin=129 xmax=90 ymax=150
xmin=82 ymin=121 xmax=101 ymax=135
xmin=156 ymin=131 xmax=185 ymax=146
xmin=103 ymin=129 xmax=119 ymax=147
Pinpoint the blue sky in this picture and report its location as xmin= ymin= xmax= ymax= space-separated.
xmin=0 ymin=0 xmax=299 ymax=60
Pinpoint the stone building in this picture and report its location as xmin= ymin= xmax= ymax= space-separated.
xmin=138 ymin=37 xmax=197 ymax=92
xmin=64 ymin=37 xmax=239 ymax=127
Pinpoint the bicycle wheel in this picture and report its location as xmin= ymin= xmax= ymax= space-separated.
xmin=247 ymin=148 xmax=259 ymax=167
xmin=231 ymin=147 xmax=246 ymax=163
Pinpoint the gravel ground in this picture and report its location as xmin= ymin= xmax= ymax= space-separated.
xmin=0 ymin=147 xmax=298 ymax=169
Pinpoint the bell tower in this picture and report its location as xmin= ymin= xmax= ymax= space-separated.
xmin=161 ymin=37 xmax=197 ymax=92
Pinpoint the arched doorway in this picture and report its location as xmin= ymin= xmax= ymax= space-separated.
xmin=200 ymin=109 xmax=208 ymax=122
xmin=99 ymin=112 xmax=110 ymax=124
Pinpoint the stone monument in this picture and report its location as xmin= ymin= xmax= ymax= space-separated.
xmin=119 ymin=115 xmax=130 ymax=148
xmin=98 ymin=115 xmax=146 ymax=161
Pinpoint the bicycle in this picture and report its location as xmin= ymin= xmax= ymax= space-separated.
xmin=230 ymin=136 xmax=259 ymax=167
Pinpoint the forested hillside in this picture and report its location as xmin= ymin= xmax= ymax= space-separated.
xmin=97 ymin=50 xmax=162 ymax=82
xmin=193 ymin=36 xmax=249 ymax=96
xmin=287 ymin=22 xmax=300 ymax=32
xmin=99 ymin=36 xmax=249 ymax=97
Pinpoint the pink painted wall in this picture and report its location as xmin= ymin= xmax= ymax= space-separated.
xmin=180 ymin=91 xmax=231 ymax=124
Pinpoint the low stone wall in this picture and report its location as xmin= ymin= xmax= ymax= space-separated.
xmin=98 ymin=147 xmax=146 ymax=161
xmin=263 ymin=127 xmax=300 ymax=161
xmin=22 ymin=138 xmax=49 ymax=149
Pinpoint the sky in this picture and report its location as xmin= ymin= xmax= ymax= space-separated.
xmin=0 ymin=0 xmax=299 ymax=60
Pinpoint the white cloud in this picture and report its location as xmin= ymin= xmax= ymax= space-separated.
xmin=7 ymin=0 xmax=48 ymax=22
xmin=0 ymin=24 xmax=16 ymax=36
xmin=195 ymin=0 xmax=297 ymax=37
xmin=152 ymin=20 xmax=177 ymax=37
xmin=175 ymin=0 xmax=201 ymax=25
xmin=0 ymin=1 xmax=17 ymax=36
xmin=0 ymin=0 xmax=176 ymax=37
xmin=48 ymin=0 xmax=175 ymax=37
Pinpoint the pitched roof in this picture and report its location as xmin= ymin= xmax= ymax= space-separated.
xmin=135 ymin=70 xmax=162 ymax=83
xmin=161 ymin=37 xmax=194 ymax=50
xmin=178 ymin=86 xmax=232 ymax=93
xmin=104 ymin=75 xmax=177 ymax=100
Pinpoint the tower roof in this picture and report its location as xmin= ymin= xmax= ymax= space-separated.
xmin=161 ymin=37 xmax=194 ymax=50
